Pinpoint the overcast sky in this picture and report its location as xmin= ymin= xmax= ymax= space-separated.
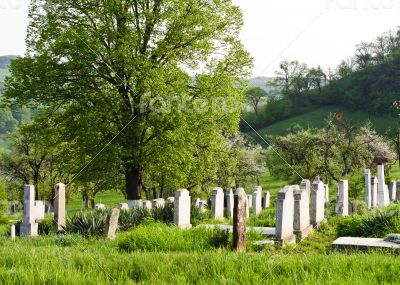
xmin=0 ymin=0 xmax=399 ymax=76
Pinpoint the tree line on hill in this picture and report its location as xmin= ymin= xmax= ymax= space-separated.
xmin=242 ymin=27 xmax=400 ymax=131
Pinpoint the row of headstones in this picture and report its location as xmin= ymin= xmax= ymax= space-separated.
xmin=275 ymin=177 xmax=326 ymax=245
xmin=364 ymin=165 xmax=400 ymax=210
xmin=18 ymin=183 xmax=66 ymax=238
xmin=209 ymin=186 xmax=270 ymax=220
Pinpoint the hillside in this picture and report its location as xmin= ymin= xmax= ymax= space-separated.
xmin=245 ymin=105 xmax=393 ymax=143
xmin=248 ymin=76 xmax=274 ymax=91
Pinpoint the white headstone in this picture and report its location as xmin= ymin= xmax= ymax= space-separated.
xmin=294 ymin=184 xmax=312 ymax=241
xmin=275 ymin=186 xmax=296 ymax=245
xmin=311 ymin=177 xmax=325 ymax=228
xmin=377 ymin=164 xmax=387 ymax=208
xmin=336 ymin=180 xmax=349 ymax=217
xmin=95 ymin=203 xmax=106 ymax=210
xmin=173 ymin=189 xmax=191 ymax=229
xmin=384 ymin=184 xmax=390 ymax=206
xmin=152 ymin=198 xmax=165 ymax=208
xmin=247 ymin=195 xmax=253 ymax=209
xmin=54 ymin=182 xmax=66 ymax=231
xmin=127 ymin=200 xmax=143 ymax=208
xmin=324 ymin=184 xmax=329 ymax=202
xmin=20 ymin=185 xmax=38 ymax=237
xmin=10 ymin=225 xmax=15 ymax=240
xmin=211 ymin=187 xmax=224 ymax=220
xmin=166 ymin=197 xmax=175 ymax=204
xmin=364 ymin=169 xmax=372 ymax=209
xmin=263 ymin=191 xmax=270 ymax=208
xmin=143 ymin=200 xmax=152 ymax=210
xmin=226 ymin=189 xmax=234 ymax=218
xmin=252 ymin=186 xmax=262 ymax=216
xmin=389 ymin=181 xmax=397 ymax=202
xmin=33 ymin=201 xmax=45 ymax=221
xmin=118 ymin=203 xmax=129 ymax=210
xmin=105 ymin=208 xmax=120 ymax=240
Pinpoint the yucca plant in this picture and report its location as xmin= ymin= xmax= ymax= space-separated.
xmin=151 ymin=203 xmax=174 ymax=223
xmin=118 ymin=207 xmax=152 ymax=231
xmin=63 ymin=210 xmax=110 ymax=238
xmin=360 ymin=211 xmax=400 ymax=238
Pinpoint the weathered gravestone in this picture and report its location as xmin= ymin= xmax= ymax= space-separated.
xmin=247 ymin=195 xmax=253 ymax=209
xmin=226 ymin=189 xmax=234 ymax=219
xmin=377 ymin=164 xmax=389 ymax=207
xmin=252 ymin=186 xmax=262 ymax=216
xmin=20 ymin=185 xmax=38 ymax=237
xmin=389 ymin=181 xmax=397 ymax=202
xmin=119 ymin=203 xmax=129 ymax=211
xmin=105 ymin=208 xmax=120 ymax=240
xmin=174 ymin=189 xmax=191 ymax=229
xmin=127 ymin=200 xmax=143 ymax=208
xmin=211 ymin=187 xmax=224 ymax=220
xmin=364 ymin=169 xmax=372 ymax=209
xmin=397 ymin=181 xmax=400 ymax=202
xmin=166 ymin=197 xmax=175 ymax=204
xmin=143 ymin=200 xmax=153 ymax=210
xmin=54 ymin=182 xmax=66 ymax=231
xmin=324 ymin=184 xmax=329 ymax=202
xmin=275 ymin=186 xmax=296 ymax=245
xmin=336 ymin=180 xmax=349 ymax=217
xmin=311 ymin=177 xmax=325 ymax=228
xmin=371 ymin=176 xmax=378 ymax=208
xmin=33 ymin=201 xmax=45 ymax=221
xmin=263 ymin=191 xmax=270 ymax=208
xmin=233 ymin=188 xmax=247 ymax=252
xmin=294 ymin=184 xmax=312 ymax=241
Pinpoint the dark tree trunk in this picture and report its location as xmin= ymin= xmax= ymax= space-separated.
xmin=152 ymin=187 xmax=157 ymax=199
xmin=90 ymin=198 xmax=95 ymax=209
xmin=125 ymin=166 xmax=142 ymax=200
xmin=82 ymin=193 xmax=89 ymax=209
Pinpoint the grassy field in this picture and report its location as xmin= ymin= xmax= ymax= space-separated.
xmin=0 ymin=224 xmax=397 ymax=284
xmin=246 ymin=105 xmax=393 ymax=143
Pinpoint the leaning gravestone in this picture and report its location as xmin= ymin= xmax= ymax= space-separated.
xmin=20 ymin=185 xmax=38 ymax=237
xmin=294 ymin=185 xmax=312 ymax=241
xmin=252 ymin=186 xmax=262 ymax=216
xmin=226 ymin=189 xmax=234 ymax=219
xmin=211 ymin=187 xmax=224 ymax=220
xmin=275 ymin=186 xmax=296 ymax=245
xmin=311 ymin=177 xmax=325 ymax=228
xmin=364 ymin=169 xmax=372 ymax=209
xmin=54 ymin=182 xmax=66 ymax=231
xmin=174 ymin=189 xmax=191 ymax=229
xmin=336 ymin=180 xmax=349 ymax=217
xmin=233 ymin=188 xmax=247 ymax=252
xmin=105 ymin=208 xmax=120 ymax=240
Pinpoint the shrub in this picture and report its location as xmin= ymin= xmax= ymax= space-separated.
xmin=336 ymin=215 xmax=363 ymax=237
xmin=360 ymin=211 xmax=400 ymax=238
xmin=55 ymin=234 xmax=83 ymax=247
xmin=64 ymin=210 xmax=109 ymax=238
xmin=118 ymin=207 xmax=152 ymax=231
xmin=151 ymin=203 xmax=174 ymax=223
xmin=117 ymin=223 xmax=232 ymax=252
xmin=190 ymin=203 xmax=209 ymax=226
xmin=38 ymin=216 xmax=56 ymax=235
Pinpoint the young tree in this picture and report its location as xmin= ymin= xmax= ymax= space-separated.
xmin=4 ymin=0 xmax=252 ymax=199
xmin=245 ymin=87 xmax=267 ymax=115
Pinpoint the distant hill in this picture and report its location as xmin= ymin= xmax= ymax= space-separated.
xmin=0 ymin=55 xmax=17 ymax=93
xmin=248 ymin=76 xmax=274 ymax=92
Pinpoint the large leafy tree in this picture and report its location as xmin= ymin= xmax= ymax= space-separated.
xmin=4 ymin=0 xmax=252 ymax=199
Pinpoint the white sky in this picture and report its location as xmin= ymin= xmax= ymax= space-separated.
xmin=0 ymin=0 xmax=399 ymax=76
